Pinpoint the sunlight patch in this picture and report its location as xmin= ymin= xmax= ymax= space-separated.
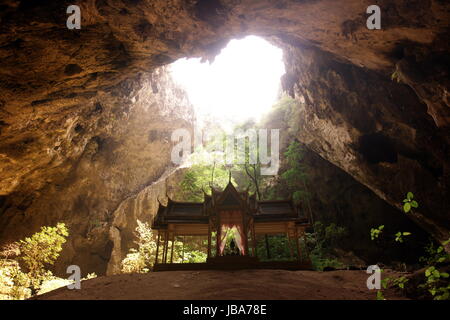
xmin=169 ymin=36 xmax=285 ymax=128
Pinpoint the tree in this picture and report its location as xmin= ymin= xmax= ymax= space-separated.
xmin=304 ymin=221 xmax=347 ymax=270
xmin=18 ymin=223 xmax=69 ymax=292
xmin=281 ymin=141 xmax=308 ymax=201
xmin=231 ymin=121 xmax=269 ymax=200
xmin=180 ymin=163 xmax=232 ymax=201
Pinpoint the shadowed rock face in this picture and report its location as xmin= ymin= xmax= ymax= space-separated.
xmin=0 ymin=66 xmax=194 ymax=275
xmin=0 ymin=0 xmax=449 ymax=274
xmin=261 ymin=101 xmax=433 ymax=266
xmin=280 ymin=43 xmax=449 ymax=244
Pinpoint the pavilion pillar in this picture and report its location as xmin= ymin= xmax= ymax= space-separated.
xmin=216 ymin=226 xmax=220 ymax=257
xmin=265 ymin=234 xmax=271 ymax=259
xmin=170 ymin=234 xmax=175 ymax=264
xmin=161 ymin=232 xmax=165 ymax=263
xmin=295 ymin=227 xmax=301 ymax=261
xmin=300 ymin=228 xmax=309 ymax=260
xmin=244 ymin=225 xmax=249 ymax=256
xmin=207 ymin=224 xmax=212 ymax=258
xmin=287 ymin=233 xmax=294 ymax=259
xmin=181 ymin=236 xmax=185 ymax=263
xmin=251 ymin=222 xmax=257 ymax=258
xmin=155 ymin=231 xmax=161 ymax=264
xmin=163 ymin=230 xmax=169 ymax=263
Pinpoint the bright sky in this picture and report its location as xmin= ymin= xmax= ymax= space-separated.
xmin=169 ymin=36 xmax=285 ymax=128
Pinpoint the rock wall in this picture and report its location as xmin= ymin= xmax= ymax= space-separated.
xmin=0 ymin=67 xmax=194 ymax=276
xmin=279 ymin=43 xmax=449 ymax=245
xmin=301 ymin=149 xmax=431 ymax=266
xmin=106 ymin=167 xmax=186 ymax=275
xmin=262 ymin=99 xmax=432 ymax=265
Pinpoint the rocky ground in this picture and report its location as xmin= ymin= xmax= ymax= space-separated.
xmin=35 ymin=269 xmax=407 ymax=300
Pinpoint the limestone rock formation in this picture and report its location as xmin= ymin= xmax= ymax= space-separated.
xmin=280 ymin=44 xmax=449 ymax=244
xmin=106 ymin=168 xmax=187 ymax=275
xmin=0 ymin=0 xmax=449 ymax=274
xmin=0 ymin=65 xmax=194 ymax=275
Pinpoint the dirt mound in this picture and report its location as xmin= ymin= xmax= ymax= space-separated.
xmin=35 ymin=269 xmax=407 ymax=300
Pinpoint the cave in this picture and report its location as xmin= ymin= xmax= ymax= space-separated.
xmin=0 ymin=0 xmax=449 ymax=302
xmin=358 ymin=133 xmax=398 ymax=164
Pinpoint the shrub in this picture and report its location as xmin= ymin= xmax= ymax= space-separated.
xmin=256 ymin=235 xmax=295 ymax=261
xmin=181 ymin=249 xmax=207 ymax=263
xmin=418 ymin=238 xmax=450 ymax=300
xmin=303 ymin=221 xmax=347 ymax=271
xmin=0 ymin=259 xmax=31 ymax=300
xmin=121 ymin=220 xmax=156 ymax=273
xmin=0 ymin=223 xmax=69 ymax=299
xmin=121 ymin=251 xmax=147 ymax=273
xmin=18 ymin=223 xmax=69 ymax=292
xmin=370 ymin=225 xmax=384 ymax=240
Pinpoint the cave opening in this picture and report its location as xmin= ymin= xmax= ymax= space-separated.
xmin=169 ymin=35 xmax=285 ymax=130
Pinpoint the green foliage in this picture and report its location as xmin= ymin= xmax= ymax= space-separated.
xmin=0 ymin=259 xmax=31 ymax=300
xmin=256 ymin=235 xmax=295 ymax=261
xmin=170 ymin=236 xmax=207 ymax=263
xmin=230 ymin=125 xmax=270 ymax=200
xmin=177 ymin=247 xmax=207 ymax=263
xmin=370 ymin=225 xmax=384 ymax=240
xmin=121 ymin=221 xmax=208 ymax=273
xmin=417 ymin=238 xmax=450 ymax=300
xmin=18 ymin=223 xmax=68 ymax=291
xmin=0 ymin=223 xmax=69 ymax=299
xmin=381 ymin=276 xmax=389 ymax=290
xmin=420 ymin=266 xmax=450 ymax=300
xmin=391 ymin=70 xmax=401 ymax=83
xmin=277 ymin=141 xmax=311 ymax=210
xmin=376 ymin=290 xmax=386 ymax=300
xmin=180 ymin=163 xmax=233 ymax=201
xmin=121 ymin=251 xmax=147 ymax=273
xmin=313 ymin=221 xmax=347 ymax=248
xmin=179 ymin=123 xmax=271 ymax=201
xmin=402 ymin=192 xmax=418 ymax=213
xmin=121 ymin=220 xmax=157 ymax=273
xmin=394 ymin=231 xmax=412 ymax=243
xmin=303 ymin=221 xmax=347 ymax=271
xmin=420 ymin=238 xmax=450 ymax=266
xmin=382 ymin=276 xmax=409 ymax=290
xmin=310 ymin=255 xmax=345 ymax=271
xmin=371 ymin=195 xmax=417 ymax=248
xmin=260 ymin=95 xmax=302 ymax=136
xmin=178 ymin=102 xmax=310 ymax=203
xmin=395 ymin=276 xmax=409 ymax=289
xmin=371 ymin=192 xmax=449 ymax=300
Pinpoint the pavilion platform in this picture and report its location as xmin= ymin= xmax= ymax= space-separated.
xmin=153 ymin=256 xmax=313 ymax=272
